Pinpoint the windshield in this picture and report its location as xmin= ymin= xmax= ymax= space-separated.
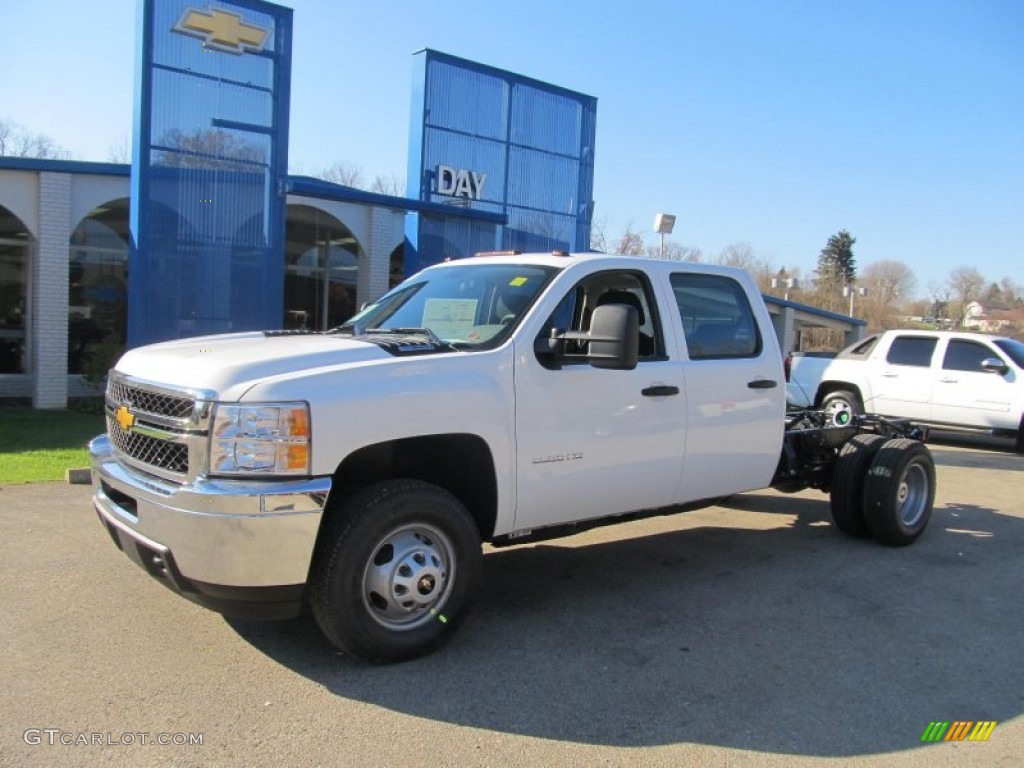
xmin=994 ymin=338 xmax=1024 ymax=368
xmin=341 ymin=263 xmax=560 ymax=349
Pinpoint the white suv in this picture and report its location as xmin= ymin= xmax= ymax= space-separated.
xmin=812 ymin=330 xmax=1024 ymax=451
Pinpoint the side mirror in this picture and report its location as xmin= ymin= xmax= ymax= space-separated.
xmin=981 ymin=357 xmax=1009 ymax=375
xmin=587 ymin=304 xmax=639 ymax=370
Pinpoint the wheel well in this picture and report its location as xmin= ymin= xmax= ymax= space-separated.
xmin=815 ymin=382 xmax=863 ymax=408
xmin=326 ymin=434 xmax=498 ymax=541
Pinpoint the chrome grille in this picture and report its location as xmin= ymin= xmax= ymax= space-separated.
xmin=107 ymin=379 xmax=195 ymax=420
xmin=106 ymin=414 xmax=189 ymax=475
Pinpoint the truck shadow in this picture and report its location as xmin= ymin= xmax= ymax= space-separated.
xmin=228 ymin=495 xmax=1022 ymax=757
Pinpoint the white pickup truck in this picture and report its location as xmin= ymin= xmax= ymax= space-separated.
xmin=91 ymin=253 xmax=935 ymax=662
xmin=789 ymin=330 xmax=1024 ymax=452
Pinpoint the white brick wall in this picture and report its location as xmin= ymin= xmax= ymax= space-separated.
xmin=360 ymin=208 xmax=404 ymax=307
xmin=32 ymin=173 xmax=71 ymax=408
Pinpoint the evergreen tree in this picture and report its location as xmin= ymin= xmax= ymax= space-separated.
xmin=816 ymin=230 xmax=857 ymax=287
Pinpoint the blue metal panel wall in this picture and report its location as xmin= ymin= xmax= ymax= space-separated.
xmin=130 ymin=0 xmax=291 ymax=346
xmin=405 ymin=50 xmax=597 ymax=275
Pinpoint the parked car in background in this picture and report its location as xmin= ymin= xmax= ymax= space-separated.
xmin=790 ymin=330 xmax=1024 ymax=452
xmin=785 ymin=351 xmax=836 ymax=409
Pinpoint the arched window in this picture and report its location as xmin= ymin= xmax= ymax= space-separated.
xmin=68 ymin=200 xmax=129 ymax=374
xmin=0 ymin=205 xmax=31 ymax=375
xmin=284 ymin=206 xmax=363 ymax=330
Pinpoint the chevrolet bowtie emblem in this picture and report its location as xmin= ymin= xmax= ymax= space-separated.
xmin=115 ymin=405 xmax=136 ymax=433
xmin=173 ymin=7 xmax=269 ymax=56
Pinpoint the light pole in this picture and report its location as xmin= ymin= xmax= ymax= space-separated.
xmin=771 ymin=276 xmax=800 ymax=301
xmin=654 ymin=213 xmax=676 ymax=259
xmin=843 ymin=284 xmax=867 ymax=316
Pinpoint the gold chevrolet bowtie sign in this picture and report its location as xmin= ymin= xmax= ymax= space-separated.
xmin=115 ymin=405 xmax=136 ymax=432
xmin=173 ymin=7 xmax=269 ymax=55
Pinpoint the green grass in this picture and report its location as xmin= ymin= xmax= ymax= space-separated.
xmin=0 ymin=407 xmax=105 ymax=484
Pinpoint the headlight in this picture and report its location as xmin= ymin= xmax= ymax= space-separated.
xmin=210 ymin=403 xmax=311 ymax=476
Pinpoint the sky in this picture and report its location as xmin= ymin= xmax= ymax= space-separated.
xmin=2 ymin=0 xmax=1022 ymax=299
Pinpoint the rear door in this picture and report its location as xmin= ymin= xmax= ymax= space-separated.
xmin=870 ymin=335 xmax=938 ymax=420
xmin=669 ymin=270 xmax=785 ymax=500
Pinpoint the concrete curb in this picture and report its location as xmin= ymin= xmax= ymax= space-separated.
xmin=65 ymin=468 xmax=91 ymax=485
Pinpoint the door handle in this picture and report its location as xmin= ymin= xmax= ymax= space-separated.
xmin=642 ymin=385 xmax=679 ymax=397
xmin=747 ymin=379 xmax=778 ymax=389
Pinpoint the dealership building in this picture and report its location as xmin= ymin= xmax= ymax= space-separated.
xmin=0 ymin=0 xmax=859 ymax=408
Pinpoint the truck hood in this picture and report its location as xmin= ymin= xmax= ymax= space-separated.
xmin=114 ymin=331 xmax=391 ymax=399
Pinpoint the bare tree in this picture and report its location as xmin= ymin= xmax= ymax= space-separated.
xmin=645 ymin=242 xmax=702 ymax=261
xmin=862 ymin=261 xmax=916 ymax=306
xmin=156 ymin=128 xmax=266 ymax=168
xmin=369 ymin=173 xmax=404 ymax=196
xmin=107 ymin=135 xmax=131 ymax=164
xmin=712 ymin=241 xmax=778 ymax=293
xmin=0 ymin=117 xmax=72 ymax=159
xmin=612 ymin=223 xmax=645 ymax=256
xmin=927 ymin=281 xmax=954 ymax=327
xmin=315 ymin=162 xmax=364 ymax=188
xmin=859 ymin=260 xmax=917 ymax=332
xmin=714 ymin=241 xmax=758 ymax=270
xmin=999 ymin=276 xmax=1022 ymax=305
xmin=589 ymin=215 xmax=609 ymax=253
xmin=948 ymin=265 xmax=986 ymax=328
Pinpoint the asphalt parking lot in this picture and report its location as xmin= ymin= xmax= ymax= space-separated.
xmin=1 ymin=435 xmax=1021 ymax=767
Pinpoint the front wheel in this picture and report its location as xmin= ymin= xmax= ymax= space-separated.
xmin=863 ymin=439 xmax=935 ymax=546
xmin=310 ymin=480 xmax=482 ymax=663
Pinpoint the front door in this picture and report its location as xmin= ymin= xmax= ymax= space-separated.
xmin=931 ymin=338 xmax=1017 ymax=430
xmin=513 ymin=270 xmax=686 ymax=529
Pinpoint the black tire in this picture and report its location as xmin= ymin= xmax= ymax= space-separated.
xmin=830 ymin=433 xmax=886 ymax=537
xmin=310 ymin=480 xmax=482 ymax=663
xmin=820 ymin=389 xmax=861 ymax=427
xmin=863 ymin=439 xmax=935 ymax=546
xmin=1015 ymin=416 xmax=1024 ymax=455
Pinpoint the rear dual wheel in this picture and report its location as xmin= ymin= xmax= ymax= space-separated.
xmin=829 ymin=434 xmax=885 ymax=537
xmin=830 ymin=437 xmax=935 ymax=546
xmin=862 ymin=439 xmax=935 ymax=546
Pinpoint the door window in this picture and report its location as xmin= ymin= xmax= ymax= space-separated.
xmin=536 ymin=271 xmax=662 ymax=362
xmin=886 ymin=337 xmax=937 ymax=367
xmin=943 ymin=340 xmax=998 ymax=372
xmin=671 ymin=273 xmax=761 ymax=359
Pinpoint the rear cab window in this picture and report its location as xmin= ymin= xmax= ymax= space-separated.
xmin=836 ymin=335 xmax=879 ymax=359
xmin=885 ymin=336 xmax=937 ymax=367
xmin=671 ymin=273 xmax=761 ymax=360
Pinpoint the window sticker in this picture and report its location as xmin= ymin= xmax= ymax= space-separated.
xmin=509 ymin=277 xmax=528 ymax=287
xmin=423 ymin=299 xmax=479 ymax=339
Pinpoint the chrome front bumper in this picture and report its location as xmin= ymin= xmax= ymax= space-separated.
xmin=90 ymin=435 xmax=331 ymax=619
